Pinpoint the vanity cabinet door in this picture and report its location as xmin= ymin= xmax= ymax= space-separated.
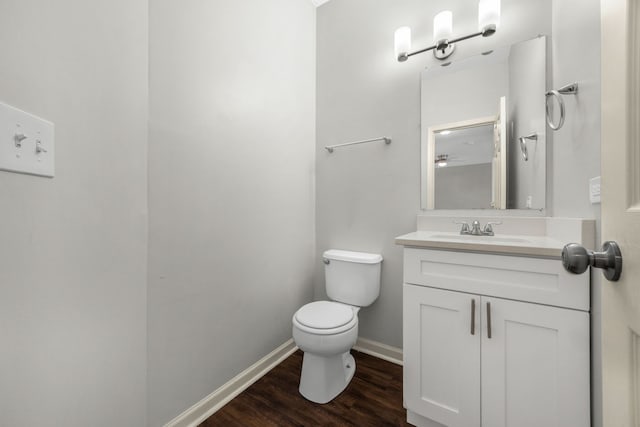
xmin=480 ymin=297 xmax=590 ymax=427
xmin=404 ymin=284 xmax=481 ymax=427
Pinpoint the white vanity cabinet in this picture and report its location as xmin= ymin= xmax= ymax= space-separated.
xmin=402 ymin=247 xmax=590 ymax=427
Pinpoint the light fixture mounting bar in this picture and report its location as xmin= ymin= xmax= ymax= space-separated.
xmin=403 ymin=27 xmax=492 ymax=62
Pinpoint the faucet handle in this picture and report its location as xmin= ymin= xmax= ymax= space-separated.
xmin=453 ymin=220 xmax=471 ymax=234
xmin=482 ymin=221 xmax=503 ymax=236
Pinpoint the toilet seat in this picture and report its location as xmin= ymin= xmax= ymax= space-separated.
xmin=293 ymin=301 xmax=357 ymax=335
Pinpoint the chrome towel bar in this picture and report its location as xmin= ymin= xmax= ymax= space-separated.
xmin=325 ymin=136 xmax=392 ymax=153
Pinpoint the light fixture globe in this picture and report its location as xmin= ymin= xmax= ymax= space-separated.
xmin=394 ymin=27 xmax=412 ymax=62
xmin=433 ymin=11 xmax=453 ymax=45
xmin=478 ymin=0 xmax=500 ymax=34
xmin=394 ymin=0 xmax=499 ymax=63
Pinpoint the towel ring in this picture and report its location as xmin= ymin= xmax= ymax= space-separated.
xmin=518 ymin=133 xmax=538 ymax=161
xmin=545 ymin=90 xmax=565 ymax=130
xmin=545 ymin=83 xmax=578 ymax=130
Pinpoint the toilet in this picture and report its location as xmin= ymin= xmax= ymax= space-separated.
xmin=292 ymin=249 xmax=383 ymax=404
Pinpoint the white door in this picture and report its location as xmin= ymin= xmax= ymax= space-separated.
xmin=601 ymin=0 xmax=640 ymax=425
xmin=480 ymin=297 xmax=590 ymax=427
xmin=403 ymin=285 xmax=480 ymax=427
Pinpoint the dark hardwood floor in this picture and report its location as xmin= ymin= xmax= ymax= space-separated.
xmin=199 ymin=350 xmax=410 ymax=426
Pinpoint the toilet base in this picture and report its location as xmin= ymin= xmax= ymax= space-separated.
xmin=299 ymin=351 xmax=356 ymax=404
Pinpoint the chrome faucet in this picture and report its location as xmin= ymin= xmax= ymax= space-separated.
xmin=455 ymin=220 xmax=502 ymax=236
xmin=481 ymin=221 xmax=502 ymax=236
xmin=470 ymin=220 xmax=482 ymax=235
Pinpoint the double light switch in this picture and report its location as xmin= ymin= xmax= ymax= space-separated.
xmin=0 ymin=101 xmax=55 ymax=177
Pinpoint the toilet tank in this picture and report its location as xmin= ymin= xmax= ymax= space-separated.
xmin=323 ymin=249 xmax=383 ymax=307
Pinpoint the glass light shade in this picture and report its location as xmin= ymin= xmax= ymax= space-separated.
xmin=478 ymin=0 xmax=500 ymax=32
xmin=394 ymin=27 xmax=412 ymax=60
xmin=433 ymin=11 xmax=453 ymax=44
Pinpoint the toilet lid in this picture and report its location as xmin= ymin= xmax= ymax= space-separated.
xmin=295 ymin=301 xmax=354 ymax=329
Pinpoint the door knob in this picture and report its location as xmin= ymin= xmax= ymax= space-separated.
xmin=562 ymin=241 xmax=623 ymax=282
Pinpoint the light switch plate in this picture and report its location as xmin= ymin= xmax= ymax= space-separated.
xmin=0 ymin=101 xmax=55 ymax=177
xmin=590 ymin=176 xmax=601 ymax=204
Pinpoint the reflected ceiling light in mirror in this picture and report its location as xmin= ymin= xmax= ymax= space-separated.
xmin=394 ymin=0 xmax=500 ymax=62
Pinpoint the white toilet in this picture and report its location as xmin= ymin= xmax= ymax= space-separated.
xmin=292 ymin=249 xmax=383 ymax=404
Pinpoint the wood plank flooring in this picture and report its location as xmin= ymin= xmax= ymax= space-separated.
xmin=199 ymin=350 xmax=410 ymax=426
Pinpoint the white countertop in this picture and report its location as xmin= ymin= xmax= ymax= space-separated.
xmin=395 ymin=230 xmax=568 ymax=258
xmin=396 ymin=217 xmax=595 ymax=258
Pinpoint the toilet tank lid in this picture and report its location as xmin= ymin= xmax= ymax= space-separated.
xmin=323 ymin=249 xmax=383 ymax=264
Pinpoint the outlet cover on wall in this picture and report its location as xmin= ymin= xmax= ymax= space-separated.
xmin=0 ymin=101 xmax=55 ymax=177
xmin=590 ymin=176 xmax=601 ymax=204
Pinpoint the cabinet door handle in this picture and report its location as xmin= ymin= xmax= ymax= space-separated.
xmin=486 ymin=301 xmax=492 ymax=339
xmin=470 ymin=299 xmax=476 ymax=335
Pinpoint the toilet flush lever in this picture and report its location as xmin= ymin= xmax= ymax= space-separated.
xmin=323 ymin=258 xmax=330 ymax=265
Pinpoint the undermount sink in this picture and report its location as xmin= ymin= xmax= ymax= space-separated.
xmin=428 ymin=233 xmax=533 ymax=244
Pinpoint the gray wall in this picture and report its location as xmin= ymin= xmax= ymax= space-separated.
xmin=421 ymin=53 xmax=509 ymax=130
xmin=0 ymin=1 xmax=148 ymax=426
xmin=549 ymin=1 xmax=603 ymax=425
xmin=316 ymin=0 xmax=599 ymax=350
xmin=507 ymin=36 xmax=547 ymax=209
xmin=147 ymin=0 xmax=316 ymax=425
xmin=435 ymin=164 xmax=493 ymax=209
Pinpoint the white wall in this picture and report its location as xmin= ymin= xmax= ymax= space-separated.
xmin=147 ymin=0 xmax=317 ymax=425
xmin=0 ymin=1 xmax=148 ymax=426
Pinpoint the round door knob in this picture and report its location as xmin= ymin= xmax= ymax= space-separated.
xmin=562 ymin=241 xmax=623 ymax=282
xmin=561 ymin=243 xmax=591 ymax=274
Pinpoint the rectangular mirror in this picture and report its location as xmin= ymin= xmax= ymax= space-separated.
xmin=421 ymin=36 xmax=547 ymax=210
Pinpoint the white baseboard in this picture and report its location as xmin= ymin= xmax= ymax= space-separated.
xmin=164 ymin=339 xmax=298 ymax=427
xmin=353 ymin=337 xmax=403 ymax=366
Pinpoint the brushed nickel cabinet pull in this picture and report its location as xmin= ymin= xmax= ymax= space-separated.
xmin=471 ymin=299 xmax=476 ymax=335
xmin=487 ymin=301 xmax=492 ymax=339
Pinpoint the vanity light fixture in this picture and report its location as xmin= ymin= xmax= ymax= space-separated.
xmin=394 ymin=0 xmax=500 ymax=62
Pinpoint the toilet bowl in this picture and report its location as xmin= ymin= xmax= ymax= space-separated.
xmin=292 ymin=301 xmax=359 ymax=403
xmin=292 ymin=250 xmax=382 ymax=404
